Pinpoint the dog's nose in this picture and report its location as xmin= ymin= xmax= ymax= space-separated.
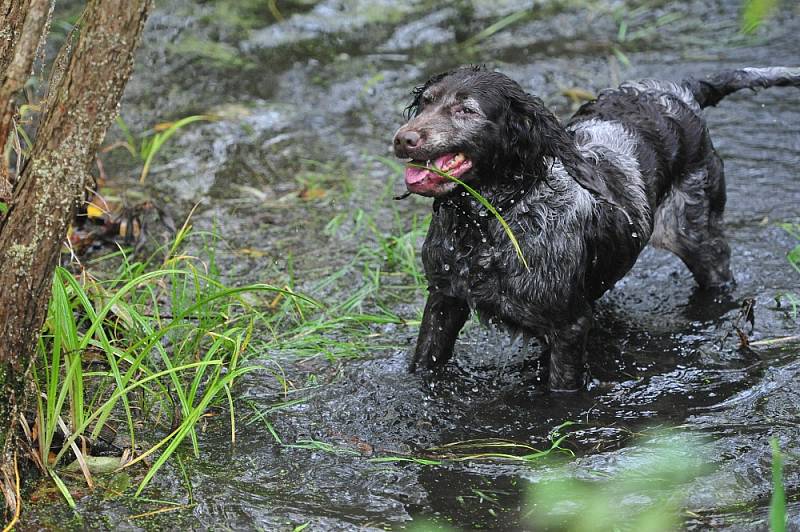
xmin=394 ymin=130 xmax=421 ymax=157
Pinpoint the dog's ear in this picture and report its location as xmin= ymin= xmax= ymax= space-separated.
xmin=404 ymin=72 xmax=448 ymax=120
xmin=503 ymin=90 xmax=614 ymax=201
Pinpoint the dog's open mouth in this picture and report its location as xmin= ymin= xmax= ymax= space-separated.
xmin=404 ymin=153 xmax=473 ymax=196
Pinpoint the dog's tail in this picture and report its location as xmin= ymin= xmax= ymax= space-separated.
xmin=686 ymin=67 xmax=800 ymax=109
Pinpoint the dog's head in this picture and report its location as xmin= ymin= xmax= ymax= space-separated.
xmin=393 ymin=67 xmax=607 ymax=199
xmin=393 ymin=67 xmax=559 ymax=196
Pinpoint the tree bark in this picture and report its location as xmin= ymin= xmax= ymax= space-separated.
xmin=0 ymin=0 xmax=152 ymax=516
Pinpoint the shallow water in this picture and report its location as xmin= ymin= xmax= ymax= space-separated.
xmin=24 ymin=0 xmax=800 ymax=529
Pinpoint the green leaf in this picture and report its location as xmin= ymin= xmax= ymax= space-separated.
xmin=784 ymin=244 xmax=800 ymax=277
xmin=48 ymin=469 xmax=76 ymax=509
xmin=65 ymin=455 xmax=126 ymax=474
xmin=741 ymin=0 xmax=779 ymax=34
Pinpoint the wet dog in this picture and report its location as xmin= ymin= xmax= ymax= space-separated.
xmin=393 ymin=66 xmax=800 ymax=391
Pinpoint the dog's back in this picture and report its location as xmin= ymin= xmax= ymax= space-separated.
xmin=567 ymin=68 xmax=799 ymax=293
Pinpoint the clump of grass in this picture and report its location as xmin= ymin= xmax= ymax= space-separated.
xmin=33 ymin=170 xmax=438 ymax=506
xmin=256 ymin=206 xmax=426 ymax=361
xmin=31 ymin=220 xmax=312 ymax=504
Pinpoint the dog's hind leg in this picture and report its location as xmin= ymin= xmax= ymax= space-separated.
xmin=652 ymin=154 xmax=734 ymax=289
xmin=409 ymin=290 xmax=470 ymax=372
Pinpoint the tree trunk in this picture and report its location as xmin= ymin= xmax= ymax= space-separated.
xmin=0 ymin=0 xmax=49 ymax=198
xmin=0 ymin=0 xmax=152 ymax=516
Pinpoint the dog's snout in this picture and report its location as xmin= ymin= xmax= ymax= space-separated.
xmin=393 ymin=130 xmax=421 ymax=157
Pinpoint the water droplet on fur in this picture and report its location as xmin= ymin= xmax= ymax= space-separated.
xmin=448 ymin=245 xmax=454 ymax=251
xmin=481 ymin=238 xmax=487 ymax=243
xmin=461 ymin=191 xmax=467 ymax=196
xmin=632 ymin=232 xmax=639 ymax=238
xmin=479 ymin=211 xmax=487 ymax=217
xmin=444 ymin=264 xmax=450 ymax=271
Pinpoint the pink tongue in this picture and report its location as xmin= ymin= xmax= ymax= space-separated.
xmin=404 ymin=165 xmax=430 ymax=184
xmin=404 ymin=153 xmax=455 ymax=184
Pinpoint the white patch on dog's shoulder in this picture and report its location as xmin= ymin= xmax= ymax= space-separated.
xmin=569 ymin=119 xmax=651 ymax=236
xmin=570 ymin=119 xmax=639 ymax=161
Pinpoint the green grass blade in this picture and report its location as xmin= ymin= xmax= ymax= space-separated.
xmin=48 ymin=469 xmax=76 ymax=509
xmin=114 ymin=116 xmax=138 ymax=157
xmin=770 ymin=438 xmax=786 ymax=532
xmin=139 ymin=115 xmax=213 ymax=183
xmin=465 ymin=9 xmax=530 ymax=47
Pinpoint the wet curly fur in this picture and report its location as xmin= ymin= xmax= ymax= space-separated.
xmin=392 ymin=66 xmax=800 ymax=391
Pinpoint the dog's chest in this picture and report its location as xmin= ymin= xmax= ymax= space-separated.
xmin=422 ymin=205 xmax=553 ymax=320
xmin=424 ymin=208 xmax=490 ymax=275
xmin=421 ymin=185 xmax=603 ymax=330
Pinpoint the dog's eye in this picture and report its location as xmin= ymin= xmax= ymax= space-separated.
xmin=453 ymin=105 xmax=476 ymax=116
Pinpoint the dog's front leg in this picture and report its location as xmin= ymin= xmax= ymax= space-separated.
xmin=409 ymin=290 xmax=470 ymax=372
xmin=547 ymin=311 xmax=592 ymax=392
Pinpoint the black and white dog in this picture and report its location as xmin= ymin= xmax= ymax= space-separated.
xmin=392 ymin=66 xmax=799 ymax=391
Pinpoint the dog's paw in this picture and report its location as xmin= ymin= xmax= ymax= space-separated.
xmin=408 ymin=348 xmax=448 ymax=373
